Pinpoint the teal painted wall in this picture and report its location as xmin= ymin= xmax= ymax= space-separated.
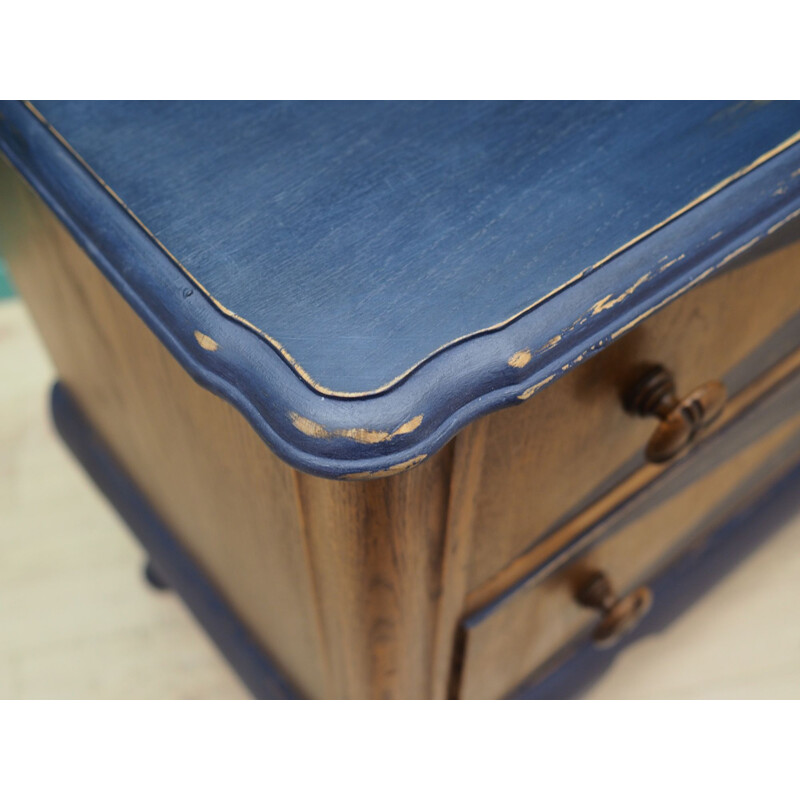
xmin=0 ymin=256 xmax=15 ymax=299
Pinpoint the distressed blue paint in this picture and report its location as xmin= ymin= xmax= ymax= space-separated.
xmin=3 ymin=101 xmax=800 ymax=478
xmin=26 ymin=101 xmax=800 ymax=393
xmin=50 ymin=381 xmax=298 ymax=700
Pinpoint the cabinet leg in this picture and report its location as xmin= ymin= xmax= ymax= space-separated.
xmin=144 ymin=559 xmax=170 ymax=591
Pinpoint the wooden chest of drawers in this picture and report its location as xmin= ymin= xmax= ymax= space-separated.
xmin=2 ymin=100 xmax=800 ymax=698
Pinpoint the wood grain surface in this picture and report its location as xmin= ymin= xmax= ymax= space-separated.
xmin=295 ymin=449 xmax=454 ymax=698
xmin=4 ymin=298 xmax=800 ymax=700
xmin=466 ymin=231 xmax=800 ymax=590
xmin=0 ymin=163 xmax=327 ymax=697
xmin=0 ymin=300 xmax=247 ymax=699
xmin=458 ymin=382 xmax=800 ymax=699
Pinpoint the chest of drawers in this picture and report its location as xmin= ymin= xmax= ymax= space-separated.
xmin=2 ymin=100 xmax=800 ymax=698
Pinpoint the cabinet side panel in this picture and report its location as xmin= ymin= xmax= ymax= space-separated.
xmin=0 ymin=162 xmax=327 ymax=698
xmin=295 ymin=447 xmax=454 ymax=699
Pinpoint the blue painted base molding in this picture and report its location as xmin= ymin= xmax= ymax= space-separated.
xmin=50 ymin=382 xmax=299 ymax=700
xmin=51 ymin=380 xmax=800 ymax=700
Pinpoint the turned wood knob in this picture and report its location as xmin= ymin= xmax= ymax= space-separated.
xmin=624 ymin=365 xmax=727 ymax=463
xmin=576 ymin=571 xmax=653 ymax=649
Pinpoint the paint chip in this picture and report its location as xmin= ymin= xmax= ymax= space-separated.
xmin=289 ymin=412 xmax=423 ymax=444
xmin=589 ymin=273 xmax=650 ymax=315
xmin=342 ymin=455 xmax=427 ymax=480
xmin=517 ymin=374 xmax=555 ymax=401
xmin=658 ymin=254 xmax=686 ymax=272
xmin=768 ymin=207 xmax=800 ymax=236
xmin=508 ymin=349 xmax=531 ymax=368
xmin=392 ymin=414 xmax=424 ymax=436
xmin=194 ymin=331 xmax=219 ymax=351
xmin=537 ymin=334 xmax=562 ymax=353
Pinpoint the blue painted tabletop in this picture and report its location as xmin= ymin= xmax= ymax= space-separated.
xmin=2 ymin=101 xmax=800 ymax=477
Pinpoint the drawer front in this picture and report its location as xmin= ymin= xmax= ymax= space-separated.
xmin=456 ymin=361 xmax=800 ymax=699
xmin=466 ymin=222 xmax=800 ymax=591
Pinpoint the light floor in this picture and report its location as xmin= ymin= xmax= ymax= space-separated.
xmin=2 ymin=298 xmax=800 ymax=700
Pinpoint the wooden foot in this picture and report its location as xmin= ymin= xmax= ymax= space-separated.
xmin=144 ymin=560 xmax=170 ymax=591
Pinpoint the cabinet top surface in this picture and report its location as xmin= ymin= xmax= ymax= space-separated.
xmin=3 ymin=100 xmax=800 ymax=477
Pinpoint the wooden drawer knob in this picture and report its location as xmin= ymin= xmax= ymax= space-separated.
xmin=576 ymin=572 xmax=653 ymax=649
xmin=624 ymin=365 xmax=727 ymax=463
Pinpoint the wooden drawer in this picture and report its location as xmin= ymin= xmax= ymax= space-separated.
xmin=466 ymin=223 xmax=800 ymax=592
xmin=455 ymin=357 xmax=800 ymax=699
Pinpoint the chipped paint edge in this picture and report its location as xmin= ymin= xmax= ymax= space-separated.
xmin=289 ymin=411 xmax=423 ymax=445
xmin=5 ymin=101 xmax=800 ymax=480
xmin=341 ymin=455 xmax=428 ymax=480
xmin=194 ymin=331 xmax=219 ymax=351
xmin=508 ymin=349 xmax=532 ymax=368
xmin=22 ymin=101 xmax=800 ymax=400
